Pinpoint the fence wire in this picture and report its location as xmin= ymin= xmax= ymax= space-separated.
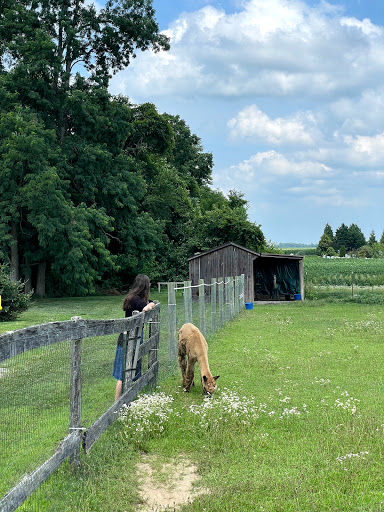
xmin=0 ymin=341 xmax=71 ymax=505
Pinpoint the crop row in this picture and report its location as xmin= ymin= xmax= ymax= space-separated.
xmin=304 ymin=256 xmax=384 ymax=286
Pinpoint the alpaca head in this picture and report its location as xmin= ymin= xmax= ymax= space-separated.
xmin=202 ymin=374 xmax=220 ymax=395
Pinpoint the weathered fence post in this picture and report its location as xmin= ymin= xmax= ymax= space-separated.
xmin=211 ymin=278 xmax=217 ymax=333
xmin=199 ymin=279 xmax=206 ymax=336
xmin=168 ymin=282 xmax=177 ymax=361
xmin=69 ymin=317 xmax=82 ymax=467
xmin=148 ymin=307 xmax=160 ymax=389
xmin=129 ymin=311 xmax=144 ymax=383
xmin=218 ymin=276 xmax=224 ymax=327
xmin=184 ymin=280 xmax=193 ymax=324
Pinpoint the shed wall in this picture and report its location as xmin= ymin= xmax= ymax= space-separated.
xmin=189 ymin=245 xmax=256 ymax=302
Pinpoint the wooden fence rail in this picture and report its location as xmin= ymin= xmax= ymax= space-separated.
xmin=0 ymin=304 xmax=160 ymax=512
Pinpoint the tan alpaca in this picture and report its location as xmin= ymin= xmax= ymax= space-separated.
xmin=177 ymin=323 xmax=219 ymax=395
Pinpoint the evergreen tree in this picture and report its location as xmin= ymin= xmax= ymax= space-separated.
xmin=317 ymin=234 xmax=333 ymax=255
xmin=323 ymin=223 xmax=334 ymax=244
xmin=334 ymin=223 xmax=349 ymax=251
xmin=348 ymin=223 xmax=366 ymax=250
xmin=368 ymin=230 xmax=377 ymax=246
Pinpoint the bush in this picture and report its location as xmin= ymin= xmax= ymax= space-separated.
xmin=326 ymin=246 xmax=337 ymax=257
xmin=0 ymin=265 xmax=32 ymax=321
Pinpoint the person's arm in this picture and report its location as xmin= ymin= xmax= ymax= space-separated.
xmin=143 ymin=301 xmax=156 ymax=312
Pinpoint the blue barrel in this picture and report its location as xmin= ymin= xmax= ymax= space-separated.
xmin=294 ymin=294 xmax=301 ymax=300
xmin=245 ymin=302 xmax=254 ymax=310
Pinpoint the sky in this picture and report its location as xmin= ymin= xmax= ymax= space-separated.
xmin=107 ymin=0 xmax=384 ymax=245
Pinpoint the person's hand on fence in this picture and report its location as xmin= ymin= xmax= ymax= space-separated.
xmin=143 ymin=302 xmax=156 ymax=312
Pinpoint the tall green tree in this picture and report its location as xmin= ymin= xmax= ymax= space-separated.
xmin=323 ymin=223 xmax=334 ymax=245
xmin=334 ymin=223 xmax=350 ymax=251
xmin=348 ymin=223 xmax=366 ymax=250
xmin=0 ymin=0 xmax=169 ymax=294
xmin=190 ymin=191 xmax=266 ymax=254
xmin=317 ymin=234 xmax=333 ymax=255
xmin=368 ymin=230 xmax=377 ymax=246
xmin=0 ymin=0 xmax=170 ymax=140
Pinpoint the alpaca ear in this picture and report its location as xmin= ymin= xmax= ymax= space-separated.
xmin=214 ymin=375 xmax=220 ymax=381
xmin=203 ymin=375 xmax=207 ymax=382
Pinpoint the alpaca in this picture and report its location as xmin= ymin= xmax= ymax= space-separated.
xmin=177 ymin=323 xmax=219 ymax=395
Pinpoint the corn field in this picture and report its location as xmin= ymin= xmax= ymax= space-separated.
xmin=304 ymin=256 xmax=384 ymax=287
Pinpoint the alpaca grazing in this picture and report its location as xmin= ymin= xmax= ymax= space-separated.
xmin=177 ymin=323 xmax=219 ymax=395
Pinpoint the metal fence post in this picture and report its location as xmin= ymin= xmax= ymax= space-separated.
xmin=199 ymin=279 xmax=206 ymax=336
xmin=184 ymin=280 xmax=193 ymax=324
xmin=211 ymin=278 xmax=217 ymax=333
xmin=218 ymin=276 xmax=224 ymax=327
xmin=168 ymin=282 xmax=177 ymax=361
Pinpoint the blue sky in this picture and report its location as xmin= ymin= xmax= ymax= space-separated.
xmin=106 ymin=0 xmax=384 ymax=245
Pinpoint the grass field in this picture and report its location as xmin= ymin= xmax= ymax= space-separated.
xmin=2 ymin=295 xmax=384 ymax=511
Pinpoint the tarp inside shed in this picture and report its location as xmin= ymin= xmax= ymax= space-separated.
xmin=254 ymin=258 xmax=301 ymax=298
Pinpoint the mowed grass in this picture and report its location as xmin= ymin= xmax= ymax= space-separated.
xmin=3 ymin=298 xmax=384 ymax=511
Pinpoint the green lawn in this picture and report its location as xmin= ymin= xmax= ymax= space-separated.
xmin=2 ymin=298 xmax=384 ymax=511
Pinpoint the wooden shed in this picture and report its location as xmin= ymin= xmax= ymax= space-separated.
xmin=188 ymin=242 xmax=304 ymax=303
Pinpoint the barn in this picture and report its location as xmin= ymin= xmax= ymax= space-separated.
xmin=188 ymin=242 xmax=304 ymax=303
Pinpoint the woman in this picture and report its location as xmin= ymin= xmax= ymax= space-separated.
xmin=113 ymin=274 xmax=156 ymax=401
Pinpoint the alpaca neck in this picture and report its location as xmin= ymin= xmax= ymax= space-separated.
xmin=197 ymin=353 xmax=212 ymax=378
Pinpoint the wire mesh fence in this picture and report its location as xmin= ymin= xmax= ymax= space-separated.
xmin=0 ymin=279 xmax=246 ymax=511
xmin=0 ymin=340 xmax=71 ymax=502
xmin=0 ymin=309 xmax=160 ymax=512
xmin=166 ymin=275 xmax=245 ymax=362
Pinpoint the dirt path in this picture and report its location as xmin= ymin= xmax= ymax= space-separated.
xmin=136 ymin=455 xmax=208 ymax=511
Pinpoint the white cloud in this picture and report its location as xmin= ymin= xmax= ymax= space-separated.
xmin=108 ymin=0 xmax=384 ymax=243
xmin=344 ymin=132 xmax=384 ymax=164
xmin=110 ymin=0 xmax=384 ymax=100
xmin=214 ymin=151 xmax=333 ymax=192
xmin=228 ymin=105 xmax=318 ymax=145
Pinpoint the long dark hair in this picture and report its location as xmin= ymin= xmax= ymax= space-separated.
xmin=123 ymin=274 xmax=150 ymax=310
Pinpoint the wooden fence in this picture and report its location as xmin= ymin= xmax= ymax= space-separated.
xmin=0 ymin=304 xmax=160 ymax=512
xmin=167 ymin=275 xmax=245 ymax=360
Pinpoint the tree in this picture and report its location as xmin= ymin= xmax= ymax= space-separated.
xmin=323 ymin=223 xmax=334 ymax=244
xmin=0 ymin=0 xmax=170 ymax=141
xmin=348 ymin=223 xmax=366 ymax=250
xmin=334 ymin=223 xmax=350 ymax=251
xmin=0 ymin=1 xmax=170 ymax=295
xmin=163 ymin=113 xmax=213 ymax=190
xmin=190 ymin=200 xmax=266 ymax=254
xmin=317 ymin=233 xmax=333 ymax=255
xmin=368 ymin=230 xmax=377 ymax=246
xmin=357 ymin=245 xmax=373 ymax=258
xmin=326 ymin=246 xmax=337 ymax=257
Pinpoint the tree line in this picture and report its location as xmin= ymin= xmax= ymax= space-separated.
xmin=317 ymin=223 xmax=384 ymax=258
xmin=0 ymin=0 xmax=266 ymax=297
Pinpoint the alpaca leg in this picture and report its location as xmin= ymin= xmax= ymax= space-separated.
xmin=184 ymin=359 xmax=196 ymax=392
xmin=178 ymin=351 xmax=187 ymax=385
